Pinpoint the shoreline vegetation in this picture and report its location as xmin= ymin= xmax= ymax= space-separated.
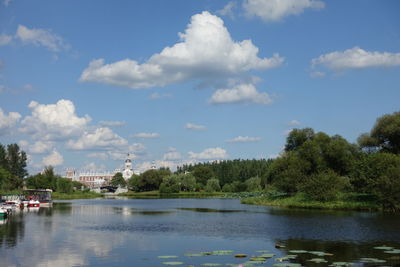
xmin=1 ymin=111 xmax=399 ymax=212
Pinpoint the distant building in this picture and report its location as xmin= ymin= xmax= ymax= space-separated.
xmin=65 ymin=154 xmax=139 ymax=187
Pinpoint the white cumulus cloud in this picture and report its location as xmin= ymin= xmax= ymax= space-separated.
xmin=185 ymin=123 xmax=207 ymax=131
xmin=15 ymin=25 xmax=68 ymax=51
xmin=217 ymin=1 xmax=237 ymax=18
xmin=132 ymin=132 xmax=160 ymax=139
xmin=80 ymin=11 xmax=283 ymax=89
xmin=188 ymin=147 xmax=228 ymax=160
xmin=20 ymin=140 xmax=54 ymax=154
xmin=0 ymin=108 xmax=21 ymax=135
xmin=311 ymin=47 xmax=400 ymax=71
xmin=227 ymin=136 xmax=261 ymax=143
xmin=20 ymin=99 xmax=91 ymax=140
xmin=209 ymin=83 xmax=272 ymax=105
xmin=243 ymin=0 xmax=325 ymax=22
xmin=42 ymin=149 xmax=64 ymax=167
xmin=66 ymin=127 xmax=128 ymax=151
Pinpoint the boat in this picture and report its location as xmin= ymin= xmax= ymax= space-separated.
xmin=27 ymin=199 xmax=40 ymax=208
xmin=0 ymin=207 xmax=8 ymax=219
xmin=23 ymin=189 xmax=53 ymax=207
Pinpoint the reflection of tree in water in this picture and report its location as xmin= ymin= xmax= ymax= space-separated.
xmin=52 ymin=202 xmax=72 ymax=214
xmin=274 ymin=239 xmax=400 ymax=266
xmin=0 ymin=213 xmax=25 ymax=248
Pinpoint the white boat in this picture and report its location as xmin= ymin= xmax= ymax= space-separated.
xmin=27 ymin=199 xmax=40 ymax=208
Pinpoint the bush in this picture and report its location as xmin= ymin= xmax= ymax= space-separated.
xmin=222 ymin=183 xmax=233 ymax=192
xmin=245 ymin=177 xmax=262 ymax=192
xmin=300 ymin=170 xmax=349 ymax=202
xmin=205 ymin=178 xmax=221 ymax=192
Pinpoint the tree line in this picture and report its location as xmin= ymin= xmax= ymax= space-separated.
xmin=122 ymin=111 xmax=400 ymax=210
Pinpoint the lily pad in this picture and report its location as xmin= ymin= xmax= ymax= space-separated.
xmin=374 ymin=246 xmax=393 ymax=250
xmin=201 ymin=264 xmax=222 ymax=266
xmin=273 ymin=263 xmax=302 ymax=267
xmin=309 ymin=251 xmax=333 ymax=257
xmin=275 ymin=255 xmax=297 ymax=262
xmin=234 ymin=254 xmax=247 ymax=258
xmin=158 ymin=256 xmax=178 ymax=259
xmin=359 ymin=258 xmax=386 ymax=263
xmin=213 ymin=250 xmax=234 ymax=255
xmin=384 ymin=249 xmax=400 ymax=254
xmin=162 ymin=262 xmax=184 ymax=265
xmin=250 ymin=257 xmax=267 ymax=261
xmin=259 ymin=253 xmax=275 ymax=258
xmin=289 ymin=250 xmax=308 ymax=254
xmin=330 ymin=262 xmax=353 ymax=266
xmin=256 ymin=250 xmax=270 ymax=253
xmin=308 ymin=258 xmax=328 ymax=263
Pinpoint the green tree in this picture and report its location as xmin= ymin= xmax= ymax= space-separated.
xmin=0 ymin=168 xmax=13 ymax=191
xmin=205 ymin=178 xmax=221 ymax=192
xmin=299 ymin=170 xmax=350 ymax=202
xmin=56 ymin=178 xmax=73 ymax=193
xmin=179 ymin=173 xmax=196 ymax=192
xmin=358 ymin=111 xmax=400 ymax=154
xmin=221 ymin=183 xmax=233 ymax=192
xmin=285 ymin=128 xmax=315 ymax=152
xmin=111 ymin=172 xmax=127 ymax=187
xmin=192 ymin=165 xmax=215 ymax=185
xmin=159 ymin=175 xmax=180 ymax=193
xmin=245 ymin=177 xmax=262 ymax=192
xmin=127 ymin=174 xmax=140 ymax=191
xmin=136 ymin=169 xmax=171 ymax=191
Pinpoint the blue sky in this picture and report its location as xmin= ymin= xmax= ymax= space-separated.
xmin=0 ymin=0 xmax=399 ymax=174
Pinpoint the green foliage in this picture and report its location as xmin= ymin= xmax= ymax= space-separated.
xmin=0 ymin=168 xmax=14 ymax=191
xmin=358 ymin=111 xmax=400 ymax=154
xmin=299 ymin=170 xmax=350 ymax=202
xmin=129 ymin=168 xmax=172 ymax=192
xmin=351 ymin=153 xmax=400 ymax=210
xmin=25 ymin=167 xmax=79 ymax=193
xmin=192 ymin=165 xmax=215 ymax=185
xmin=0 ymin=143 xmax=28 ymax=190
xmin=221 ymin=183 xmax=233 ymax=192
xmin=245 ymin=177 xmax=262 ymax=192
xmin=179 ymin=173 xmax=196 ymax=192
xmin=56 ymin=178 xmax=73 ymax=193
xmin=159 ymin=175 xmax=181 ymax=193
xmin=285 ymin=128 xmax=315 ymax=152
xmin=205 ymin=178 xmax=221 ymax=192
xmin=111 ymin=172 xmax=127 ymax=187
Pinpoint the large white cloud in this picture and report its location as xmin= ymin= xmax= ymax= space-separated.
xmin=19 ymin=140 xmax=54 ymax=154
xmin=163 ymin=151 xmax=182 ymax=161
xmin=80 ymin=11 xmax=283 ymax=89
xmin=0 ymin=108 xmax=21 ymax=135
xmin=15 ymin=25 xmax=68 ymax=51
xmin=188 ymin=147 xmax=228 ymax=160
xmin=311 ymin=47 xmax=400 ymax=71
xmin=42 ymin=149 xmax=64 ymax=167
xmin=209 ymin=83 xmax=272 ymax=105
xmin=20 ymin=99 xmax=91 ymax=140
xmin=243 ymin=0 xmax=325 ymax=22
xmin=66 ymin=127 xmax=128 ymax=151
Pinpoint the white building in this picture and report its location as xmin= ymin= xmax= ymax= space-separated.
xmin=65 ymin=154 xmax=138 ymax=187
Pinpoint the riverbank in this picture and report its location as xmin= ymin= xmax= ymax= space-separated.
xmin=241 ymin=192 xmax=381 ymax=211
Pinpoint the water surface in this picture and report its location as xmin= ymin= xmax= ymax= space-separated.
xmin=1 ymin=198 xmax=399 ymax=266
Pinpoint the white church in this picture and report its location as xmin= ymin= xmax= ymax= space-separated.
xmin=65 ymin=154 xmax=140 ymax=187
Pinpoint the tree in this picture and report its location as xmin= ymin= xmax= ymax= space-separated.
xmin=285 ymin=128 xmax=315 ymax=152
xmin=299 ymin=170 xmax=350 ymax=202
xmin=127 ymin=174 xmax=140 ymax=191
xmin=159 ymin=175 xmax=180 ymax=193
xmin=205 ymin=178 xmax=221 ymax=192
xmin=358 ymin=111 xmax=400 ymax=154
xmin=111 ymin=172 xmax=127 ymax=187
xmin=0 ymin=143 xmax=27 ymax=190
xmin=245 ymin=177 xmax=262 ymax=192
xmin=192 ymin=165 xmax=215 ymax=185
xmin=0 ymin=168 xmax=13 ymax=191
xmin=179 ymin=173 xmax=196 ymax=192
xmin=136 ymin=169 xmax=171 ymax=191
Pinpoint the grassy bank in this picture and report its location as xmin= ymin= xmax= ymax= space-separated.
xmin=241 ymin=192 xmax=381 ymax=211
xmin=52 ymin=191 xmax=103 ymax=199
xmin=118 ymin=190 xmax=225 ymax=198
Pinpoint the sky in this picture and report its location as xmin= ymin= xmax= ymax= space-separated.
xmin=0 ymin=0 xmax=399 ymax=175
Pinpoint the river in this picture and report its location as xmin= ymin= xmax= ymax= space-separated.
xmin=1 ymin=198 xmax=400 ymax=266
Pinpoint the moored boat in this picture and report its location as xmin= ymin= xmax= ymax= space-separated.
xmin=0 ymin=207 xmax=8 ymax=219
